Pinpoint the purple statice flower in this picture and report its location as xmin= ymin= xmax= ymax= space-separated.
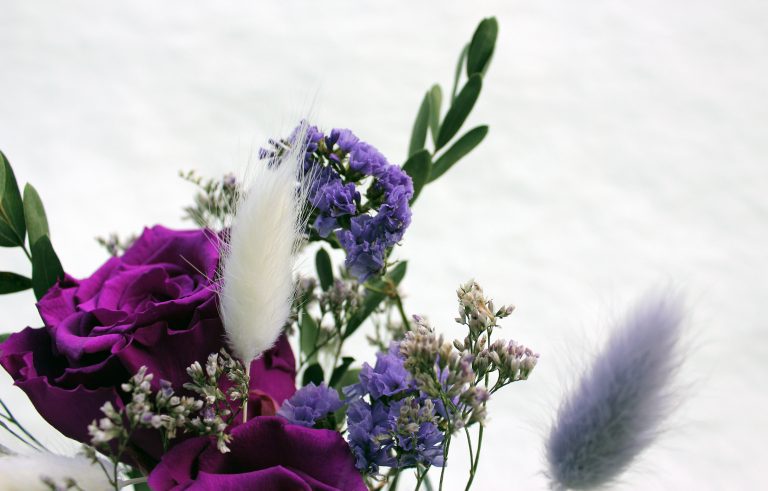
xmin=348 ymin=142 xmax=387 ymax=175
xmin=390 ymin=398 xmax=445 ymax=468
xmin=344 ymin=344 xmax=445 ymax=474
xmin=308 ymin=167 xmax=360 ymax=237
xmin=265 ymin=123 xmax=413 ymax=282
xmin=345 ymin=349 xmax=414 ymax=399
xmin=346 ymin=395 xmax=445 ymax=473
xmin=346 ymin=398 xmax=394 ymax=473
xmin=277 ymin=382 xmax=343 ymax=429
xmin=329 ymin=128 xmax=360 ymax=153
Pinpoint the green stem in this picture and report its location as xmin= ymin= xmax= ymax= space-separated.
xmin=414 ymin=465 xmax=430 ymax=491
xmin=464 ymin=424 xmax=484 ymax=490
xmin=463 ymin=425 xmax=474 ymax=471
xmin=0 ymin=419 xmax=42 ymax=451
xmin=0 ymin=399 xmax=47 ymax=451
xmin=118 ymin=476 xmax=148 ymax=488
xmin=438 ymin=433 xmax=451 ymax=490
xmin=394 ymin=292 xmax=410 ymax=331
xmin=387 ymin=469 xmax=401 ymax=491
xmin=242 ymin=364 xmax=251 ymax=424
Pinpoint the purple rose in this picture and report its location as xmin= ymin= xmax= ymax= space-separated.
xmin=148 ymin=416 xmax=366 ymax=491
xmin=0 ymin=226 xmax=297 ymax=465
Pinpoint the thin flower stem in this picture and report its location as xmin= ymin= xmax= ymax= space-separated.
xmin=242 ymin=363 xmax=251 ymax=424
xmin=0 ymin=399 xmax=47 ymax=451
xmin=463 ymin=425 xmax=474 ymax=471
xmin=387 ymin=469 xmax=401 ymax=491
xmin=118 ymin=476 xmax=148 ymax=488
xmin=0 ymin=419 xmax=42 ymax=451
xmin=438 ymin=433 xmax=451 ymax=490
xmin=414 ymin=465 xmax=430 ymax=491
xmin=393 ymin=292 xmax=411 ymax=331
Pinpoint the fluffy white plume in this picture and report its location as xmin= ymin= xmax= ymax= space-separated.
xmin=545 ymin=292 xmax=685 ymax=490
xmin=0 ymin=452 xmax=111 ymax=490
xmin=219 ymin=125 xmax=311 ymax=365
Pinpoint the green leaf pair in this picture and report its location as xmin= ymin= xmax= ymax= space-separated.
xmin=0 ymin=151 xmax=64 ymax=300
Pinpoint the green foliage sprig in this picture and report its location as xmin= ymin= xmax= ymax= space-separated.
xmin=403 ymin=17 xmax=498 ymax=201
xmin=0 ymin=151 xmax=64 ymax=301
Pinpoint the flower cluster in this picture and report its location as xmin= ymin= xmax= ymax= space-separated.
xmin=277 ymin=382 xmax=344 ymax=429
xmin=184 ymin=349 xmax=250 ymax=422
xmin=262 ymin=125 xmax=414 ymax=281
xmin=343 ymin=344 xmax=445 ymax=475
xmin=453 ymin=280 xmax=539 ymax=392
xmin=87 ymin=352 xmax=249 ymax=477
xmin=400 ymin=316 xmax=489 ymax=428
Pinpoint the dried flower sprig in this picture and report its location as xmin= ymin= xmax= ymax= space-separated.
xmin=87 ymin=350 xmax=248 ymax=490
xmin=180 ymin=169 xmax=240 ymax=230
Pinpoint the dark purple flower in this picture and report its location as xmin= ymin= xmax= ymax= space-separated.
xmin=345 ymin=351 xmax=413 ymax=400
xmin=330 ymin=128 xmax=360 ymax=153
xmin=348 ymin=142 xmax=388 ymax=175
xmin=308 ymin=168 xmax=359 ymax=220
xmin=148 ymin=416 xmax=366 ymax=491
xmin=346 ymin=398 xmax=394 ymax=472
xmin=277 ymin=382 xmax=343 ymax=428
xmin=0 ymin=226 xmax=297 ymax=465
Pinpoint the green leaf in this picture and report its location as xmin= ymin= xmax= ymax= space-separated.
xmin=30 ymin=236 xmax=63 ymax=300
xmin=343 ymin=261 xmax=408 ymax=339
xmin=0 ymin=333 xmax=11 ymax=344
xmin=0 ymin=272 xmax=32 ymax=294
xmin=402 ymin=150 xmax=431 ymax=204
xmin=408 ymin=92 xmax=431 ymax=157
xmin=428 ymin=84 xmax=443 ymax=147
xmin=429 ymin=126 xmax=489 ymax=183
xmin=302 ymin=363 xmax=324 ymax=386
xmin=0 ymin=151 xmax=27 ymax=247
xmin=329 ymin=357 xmax=355 ymax=388
xmin=451 ymin=43 xmax=469 ymax=101
xmin=299 ymin=309 xmax=320 ymax=363
xmin=436 ymin=74 xmax=482 ymax=151
xmin=336 ymin=368 xmax=361 ymax=395
xmin=315 ymin=248 xmax=333 ymax=291
xmin=23 ymin=184 xmax=49 ymax=249
xmin=467 ymin=17 xmax=499 ymax=76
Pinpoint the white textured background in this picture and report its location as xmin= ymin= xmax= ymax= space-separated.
xmin=1 ymin=1 xmax=766 ymax=490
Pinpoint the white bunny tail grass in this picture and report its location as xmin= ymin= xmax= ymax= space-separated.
xmin=545 ymin=292 xmax=685 ymax=490
xmin=219 ymin=123 xmax=313 ymax=367
xmin=0 ymin=452 xmax=111 ymax=490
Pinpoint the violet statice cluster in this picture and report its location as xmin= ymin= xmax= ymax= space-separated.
xmin=262 ymin=124 xmax=414 ymax=281
xmin=343 ymin=344 xmax=445 ymax=474
xmin=277 ymin=382 xmax=343 ymax=429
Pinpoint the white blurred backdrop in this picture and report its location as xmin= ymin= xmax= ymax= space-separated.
xmin=1 ymin=1 xmax=766 ymax=489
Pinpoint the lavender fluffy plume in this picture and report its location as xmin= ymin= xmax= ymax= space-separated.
xmin=219 ymin=124 xmax=312 ymax=365
xmin=545 ymin=292 xmax=685 ymax=490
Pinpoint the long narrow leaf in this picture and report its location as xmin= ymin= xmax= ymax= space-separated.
xmin=402 ymin=150 xmax=431 ymax=203
xmin=451 ymin=44 xmax=469 ymax=101
xmin=437 ymin=74 xmax=482 ymax=150
xmin=408 ymin=92 xmax=431 ymax=157
xmin=0 ymin=272 xmax=32 ymax=294
xmin=428 ymin=84 xmax=443 ymax=147
xmin=429 ymin=126 xmax=488 ymax=182
xmin=23 ymin=183 xmax=50 ymax=248
xmin=0 ymin=152 xmax=26 ymax=247
xmin=467 ymin=17 xmax=498 ymax=76
xmin=315 ymin=248 xmax=334 ymax=291
xmin=30 ymin=236 xmax=63 ymax=300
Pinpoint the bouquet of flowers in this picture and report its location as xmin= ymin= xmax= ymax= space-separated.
xmin=0 ymin=18 xmax=686 ymax=491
